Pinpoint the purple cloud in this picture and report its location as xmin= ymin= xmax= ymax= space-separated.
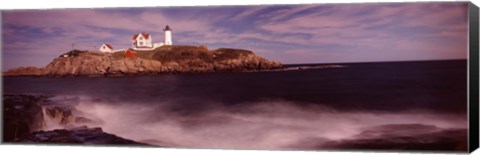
xmin=1 ymin=2 xmax=468 ymax=70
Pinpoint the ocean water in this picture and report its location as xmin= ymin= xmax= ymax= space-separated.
xmin=3 ymin=60 xmax=468 ymax=151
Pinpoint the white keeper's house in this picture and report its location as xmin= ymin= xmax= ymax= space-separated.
xmin=132 ymin=32 xmax=153 ymax=49
xmin=99 ymin=25 xmax=174 ymax=52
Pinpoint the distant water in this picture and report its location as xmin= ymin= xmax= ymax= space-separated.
xmin=3 ymin=60 xmax=468 ymax=151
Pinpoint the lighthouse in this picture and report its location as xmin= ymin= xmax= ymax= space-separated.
xmin=164 ymin=25 xmax=172 ymax=45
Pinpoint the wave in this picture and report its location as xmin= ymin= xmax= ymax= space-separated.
xmin=37 ymin=95 xmax=467 ymax=150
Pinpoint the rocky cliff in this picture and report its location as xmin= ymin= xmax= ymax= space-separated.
xmin=3 ymin=67 xmax=45 ymax=76
xmin=3 ymin=94 xmax=46 ymax=141
xmin=4 ymin=45 xmax=283 ymax=76
xmin=19 ymin=126 xmax=149 ymax=146
xmin=3 ymin=94 xmax=148 ymax=146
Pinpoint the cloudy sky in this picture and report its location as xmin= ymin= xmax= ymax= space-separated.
xmin=1 ymin=2 xmax=468 ymax=70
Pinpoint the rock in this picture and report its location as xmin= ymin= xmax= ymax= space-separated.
xmin=17 ymin=126 xmax=150 ymax=146
xmin=3 ymin=94 xmax=47 ymax=142
xmin=2 ymin=66 xmax=45 ymax=76
xmin=74 ymin=117 xmax=93 ymax=124
xmin=4 ymin=94 xmax=150 ymax=146
xmin=45 ymin=106 xmax=75 ymax=125
xmin=319 ymin=124 xmax=467 ymax=151
xmin=60 ymin=49 xmax=87 ymax=57
xmin=4 ymin=45 xmax=283 ymax=77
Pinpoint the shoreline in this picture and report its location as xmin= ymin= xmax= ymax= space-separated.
xmin=2 ymin=64 xmax=346 ymax=78
xmin=3 ymin=94 xmax=151 ymax=146
xmin=3 ymin=59 xmax=467 ymax=77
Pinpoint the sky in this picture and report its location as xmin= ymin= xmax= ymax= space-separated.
xmin=1 ymin=2 xmax=469 ymax=70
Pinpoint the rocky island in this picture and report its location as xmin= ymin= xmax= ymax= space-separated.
xmin=3 ymin=45 xmax=283 ymax=77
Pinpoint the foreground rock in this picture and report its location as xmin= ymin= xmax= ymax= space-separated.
xmin=44 ymin=106 xmax=75 ymax=125
xmin=321 ymin=128 xmax=467 ymax=151
xmin=292 ymin=124 xmax=467 ymax=152
xmin=3 ymin=94 xmax=47 ymax=142
xmin=3 ymin=94 xmax=149 ymax=146
xmin=4 ymin=46 xmax=283 ymax=76
xmin=18 ymin=126 xmax=149 ymax=146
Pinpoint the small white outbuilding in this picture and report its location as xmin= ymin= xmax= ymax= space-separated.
xmin=99 ymin=43 xmax=114 ymax=53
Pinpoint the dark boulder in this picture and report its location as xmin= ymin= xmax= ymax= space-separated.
xmin=18 ymin=126 xmax=149 ymax=146
xmin=3 ymin=94 xmax=47 ymax=142
xmin=4 ymin=94 xmax=151 ymax=146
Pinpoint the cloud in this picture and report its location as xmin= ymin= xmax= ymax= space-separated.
xmin=2 ymin=2 xmax=469 ymax=70
xmin=258 ymin=3 xmax=467 ymax=46
xmin=230 ymin=6 xmax=270 ymax=21
xmin=257 ymin=3 xmax=466 ymax=63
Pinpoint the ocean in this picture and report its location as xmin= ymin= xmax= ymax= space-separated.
xmin=2 ymin=60 xmax=468 ymax=151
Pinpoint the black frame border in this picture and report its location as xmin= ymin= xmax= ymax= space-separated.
xmin=469 ymin=1 xmax=479 ymax=153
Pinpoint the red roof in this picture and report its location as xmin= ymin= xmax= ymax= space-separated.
xmin=132 ymin=32 xmax=151 ymax=40
xmin=103 ymin=44 xmax=113 ymax=49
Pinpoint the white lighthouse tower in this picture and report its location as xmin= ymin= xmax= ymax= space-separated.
xmin=164 ymin=25 xmax=172 ymax=45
